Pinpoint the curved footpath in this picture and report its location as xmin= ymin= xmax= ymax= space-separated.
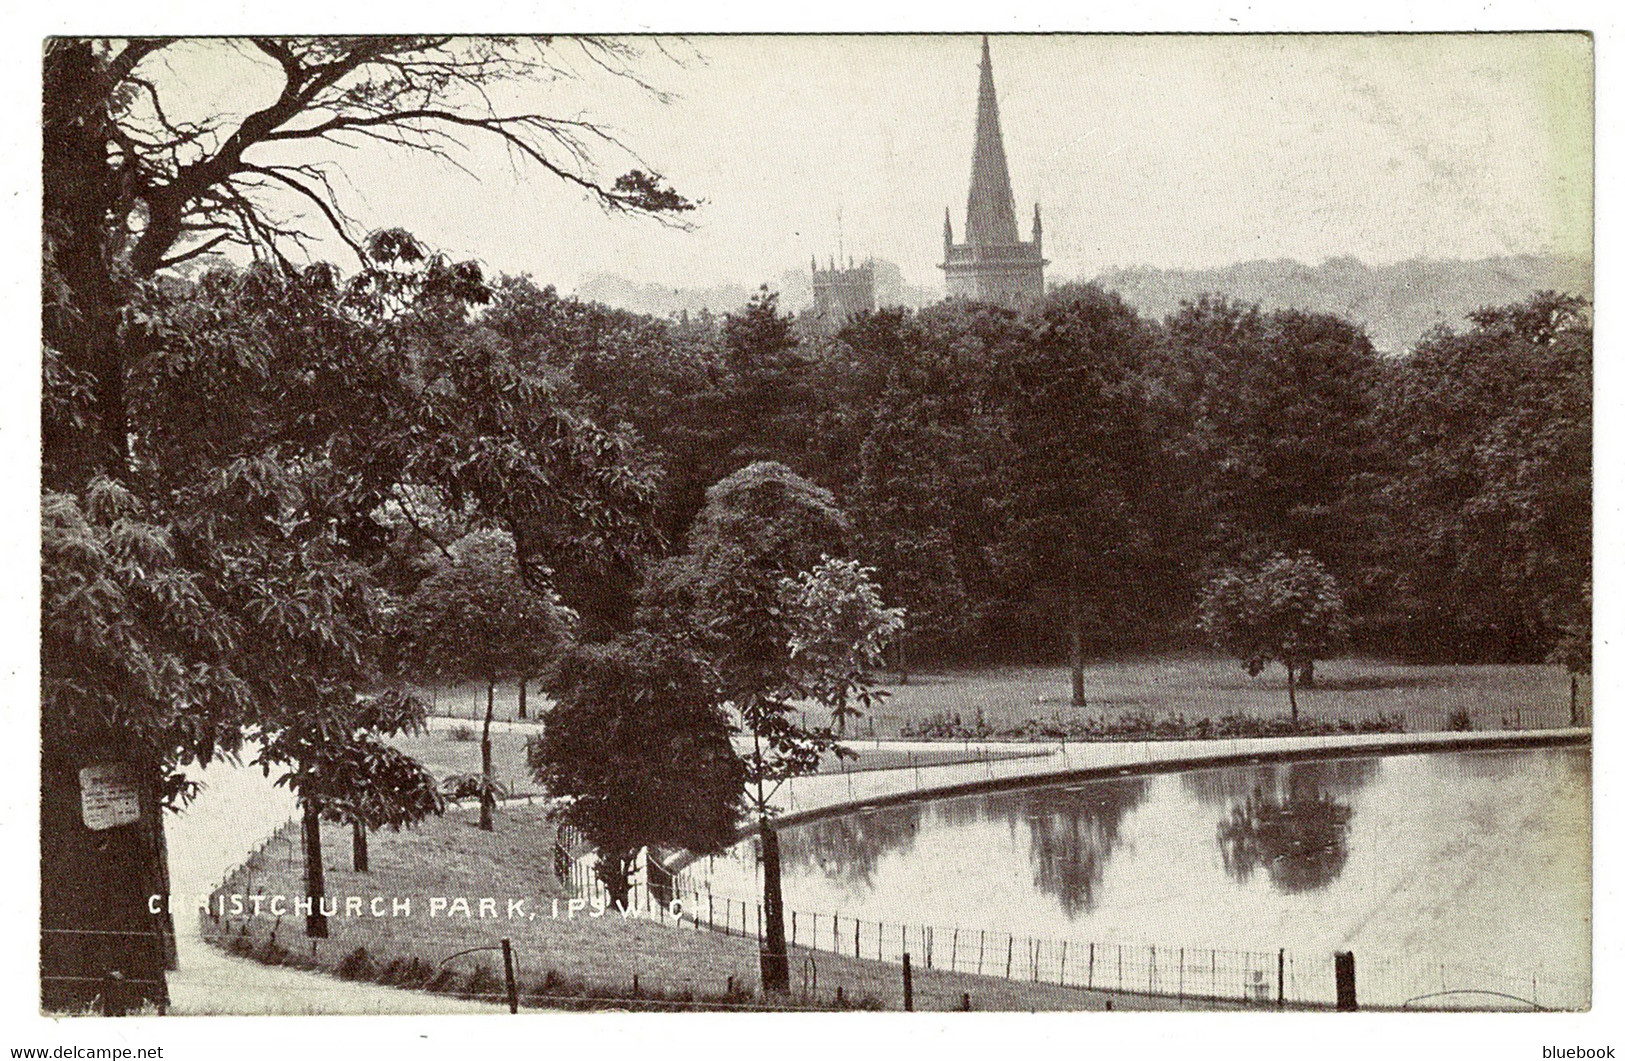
xmin=163 ymin=749 xmax=500 ymax=1014
xmin=762 ymin=726 xmax=1592 ymax=828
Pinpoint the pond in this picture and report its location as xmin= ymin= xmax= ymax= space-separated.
xmin=687 ymin=747 xmax=1590 ymax=1009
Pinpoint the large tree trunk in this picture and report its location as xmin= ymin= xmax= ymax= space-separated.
xmin=43 ymin=42 xmax=134 ymax=483
xmin=1067 ymin=584 xmax=1087 ymax=708
xmin=479 ymin=679 xmax=495 ymax=831
xmin=351 ymin=820 xmax=369 ymax=873
xmin=759 ymin=823 xmax=791 ymax=993
xmin=1300 ymin=658 xmax=1315 ymax=687
xmin=517 ymin=676 xmax=528 ymax=720
xmin=38 ymin=741 xmax=170 ymax=1013
xmin=147 ymin=796 xmax=178 ymax=973
xmin=302 ymin=803 xmax=328 ymax=938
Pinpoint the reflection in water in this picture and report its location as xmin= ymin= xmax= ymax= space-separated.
xmin=694 ymin=747 xmax=1589 ymax=1009
xmin=1216 ymin=772 xmax=1355 ymax=893
xmin=1004 ymin=780 xmax=1149 ymax=916
xmin=779 ymin=780 xmax=1150 ymax=913
xmin=779 ymin=802 xmax=924 ymax=892
xmin=1182 ymin=756 xmax=1380 ymax=807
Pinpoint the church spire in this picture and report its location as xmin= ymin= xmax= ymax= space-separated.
xmin=965 ymin=35 xmax=1019 ymax=248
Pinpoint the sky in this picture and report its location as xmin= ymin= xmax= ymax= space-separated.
xmin=144 ymin=32 xmax=1593 ymax=296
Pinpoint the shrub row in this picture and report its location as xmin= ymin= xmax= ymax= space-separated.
xmin=898 ymin=709 xmax=1407 ymax=741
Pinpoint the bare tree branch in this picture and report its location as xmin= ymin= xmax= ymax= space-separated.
xmin=97 ymin=36 xmax=695 ymax=276
xmin=156 ymin=233 xmax=234 ymax=270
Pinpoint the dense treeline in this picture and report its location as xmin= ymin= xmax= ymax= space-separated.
xmin=474 ymin=277 xmax=1590 ymax=671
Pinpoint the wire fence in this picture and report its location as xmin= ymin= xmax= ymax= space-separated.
xmin=197 ymin=906 xmax=896 ymax=1012
xmin=668 ymin=884 xmax=1321 ymax=1007
xmin=663 ymin=879 xmax=1587 ymax=1011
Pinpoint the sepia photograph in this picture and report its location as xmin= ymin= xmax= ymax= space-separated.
xmin=20 ymin=5 xmax=1607 ymax=1054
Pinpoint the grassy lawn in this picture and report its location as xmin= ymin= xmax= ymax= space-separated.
xmin=205 ymin=803 xmax=1234 ymax=1011
xmin=417 ymin=656 xmax=1588 ymax=741
xmin=817 ymin=655 xmax=1588 ymax=739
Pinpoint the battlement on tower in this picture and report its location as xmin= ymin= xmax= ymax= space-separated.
xmin=807 ymin=256 xmax=877 ymax=335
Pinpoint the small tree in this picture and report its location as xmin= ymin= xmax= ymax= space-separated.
xmin=783 ymin=556 xmax=906 ymax=736
xmin=1198 ymin=552 xmax=1348 ymax=720
xmin=260 ymin=689 xmax=445 ymax=936
xmin=527 ymin=633 xmax=744 ymax=909
xmin=1548 ymin=580 xmax=1591 ymax=724
xmin=641 ymin=463 xmax=901 ymax=991
xmin=395 ymin=529 xmax=562 ymax=829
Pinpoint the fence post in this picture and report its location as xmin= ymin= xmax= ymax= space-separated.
xmin=1006 ymin=934 xmax=1014 ymax=979
xmin=791 ymin=911 xmax=797 ymax=947
xmin=1088 ymin=942 xmax=1094 ymax=989
xmin=902 ymin=952 xmax=914 ymax=1012
xmin=1060 ymin=940 xmax=1067 ymax=986
xmin=978 ymin=929 xmax=985 ymax=975
xmin=501 ymin=938 xmax=518 ymax=1013
xmin=1277 ymin=948 xmax=1285 ymax=1008
xmin=1334 ymin=952 xmax=1357 ymax=1011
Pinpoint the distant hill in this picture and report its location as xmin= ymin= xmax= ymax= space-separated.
xmin=1089 ymin=254 xmax=1593 ymax=354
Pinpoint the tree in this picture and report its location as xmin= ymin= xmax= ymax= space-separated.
xmin=782 ymin=557 xmax=906 ymax=735
xmin=45 ymin=37 xmax=692 ymax=485
xmin=642 ymin=461 xmax=854 ymax=992
xmin=1160 ymin=299 xmax=1392 ymax=648
xmin=1000 ymin=284 xmax=1166 ymax=704
xmin=1197 ymin=552 xmax=1349 ymax=720
xmin=42 ymin=36 xmax=692 ymax=1007
xmin=848 ymin=301 xmax=1025 ymax=668
xmin=1380 ymin=292 xmax=1591 ymax=664
xmin=259 ymin=690 xmax=446 ymax=934
xmin=394 ymin=529 xmax=563 ymax=830
xmin=527 ymin=633 xmax=744 ymax=908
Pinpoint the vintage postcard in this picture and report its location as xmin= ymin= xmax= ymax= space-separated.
xmin=24 ymin=13 xmax=1602 ymax=1058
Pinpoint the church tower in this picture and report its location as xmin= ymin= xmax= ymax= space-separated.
xmin=941 ymin=36 xmax=1046 ymax=306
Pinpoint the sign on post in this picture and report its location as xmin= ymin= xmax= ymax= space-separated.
xmin=79 ymin=763 xmax=141 ymax=831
